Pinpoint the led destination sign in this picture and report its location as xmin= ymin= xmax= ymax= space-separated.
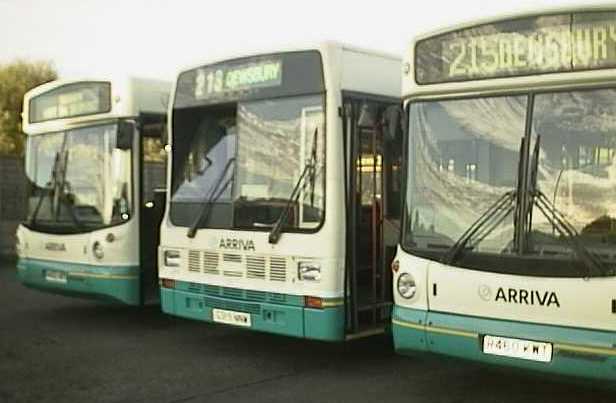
xmin=194 ymin=60 xmax=282 ymax=99
xmin=415 ymin=11 xmax=616 ymax=84
xmin=174 ymin=51 xmax=324 ymax=108
xmin=29 ymin=82 xmax=111 ymax=123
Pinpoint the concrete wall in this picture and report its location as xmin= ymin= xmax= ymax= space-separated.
xmin=0 ymin=156 xmax=26 ymax=257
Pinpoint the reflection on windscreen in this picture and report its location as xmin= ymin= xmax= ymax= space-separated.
xmin=532 ymin=89 xmax=616 ymax=250
xmin=406 ymin=96 xmax=526 ymax=252
xmin=405 ymin=88 xmax=616 ymax=276
xmin=26 ymin=123 xmax=132 ymax=231
xmin=171 ymin=95 xmax=324 ymax=231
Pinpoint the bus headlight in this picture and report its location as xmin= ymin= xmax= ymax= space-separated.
xmin=298 ymin=262 xmax=321 ymax=281
xmin=92 ymin=241 xmax=104 ymax=260
xmin=397 ymin=273 xmax=416 ymax=299
xmin=164 ymin=250 xmax=181 ymax=267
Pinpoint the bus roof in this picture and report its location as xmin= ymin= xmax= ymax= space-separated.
xmin=412 ymin=3 xmax=616 ymax=43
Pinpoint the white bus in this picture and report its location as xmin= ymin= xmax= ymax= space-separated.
xmin=392 ymin=5 xmax=616 ymax=381
xmin=16 ymin=77 xmax=169 ymax=306
xmin=159 ymin=42 xmax=402 ymax=340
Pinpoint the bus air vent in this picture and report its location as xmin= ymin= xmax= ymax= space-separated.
xmin=246 ymin=290 xmax=267 ymax=301
xmin=269 ymin=257 xmax=287 ymax=282
xmin=188 ymin=250 xmax=202 ymax=273
xmin=246 ymin=256 xmax=266 ymax=279
xmin=203 ymin=252 xmax=220 ymax=275
xmin=222 ymin=253 xmax=243 ymax=278
xmin=222 ymin=287 xmax=243 ymax=299
xmin=223 ymin=253 xmax=242 ymax=263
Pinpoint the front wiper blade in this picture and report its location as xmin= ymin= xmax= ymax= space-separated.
xmin=525 ymin=135 xmax=608 ymax=277
xmin=30 ymin=151 xmax=62 ymax=225
xmin=532 ymin=191 xmax=609 ymax=277
xmin=268 ymin=128 xmax=318 ymax=244
xmin=443 ymin=189 xmax=516 ymax=265
xmin=186 ymin=157 xmax=235 ymax=238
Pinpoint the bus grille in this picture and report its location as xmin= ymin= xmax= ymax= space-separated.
xmin=186 ymin=250 xmax=290 ymax=283
xmin=246 ymin=256 xmax=266 ymax=279
xmin=186 ymin=284 xmax=287 ymax=304
xmin=269 ymin=257 xmax=287 ymax=281
xmin=188 ymin=250 xmax=201 ymax=272
xmin=203 ymin=252 xmax=219 ymax=274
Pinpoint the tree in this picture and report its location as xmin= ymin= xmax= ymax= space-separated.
xmin=0 ymin=60 xmax=57 ymax=156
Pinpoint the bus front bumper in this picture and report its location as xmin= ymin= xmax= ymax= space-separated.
xmin=160 ymin=281 xmax=345 ymax=341
xmin=392 ymin=305 xmax=616 ymax=381
xmin=17 ymin=258 xmax=140 ymax=305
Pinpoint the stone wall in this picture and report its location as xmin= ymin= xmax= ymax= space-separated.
xmin=0 ymin=157 xmax=26 ymax=257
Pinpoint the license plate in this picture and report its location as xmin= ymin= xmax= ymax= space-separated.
xmin=483 ymin=335 xmax=552 ymax=362
xmin=45 ymin=270 xmax=67 ymax=284
xmin=212 ymin=309 xmax=251 ymax=327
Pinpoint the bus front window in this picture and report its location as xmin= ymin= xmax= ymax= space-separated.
xmin=25 ymin=123 xmax=132 ymax=233
xmin=403 ymin=96 xmax=527 ymax=254
xmin=170 ymin=95 xmax=325 ymax=232
xmin=531 ymin=89 xmax=616 ymax=256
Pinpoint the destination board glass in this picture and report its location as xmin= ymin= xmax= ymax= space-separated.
xmin=29 ymin=82 xmax=111 ymax=123
xmin=415 ymin=11 xmax=616 ymax=84
xmin=174 ymin=51 xmax=324 ymax=108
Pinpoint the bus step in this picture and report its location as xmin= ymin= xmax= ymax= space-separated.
xmin=356 ymin=302 xmax=392 ymax=312
xmin=345 ymin=326 xmax=387 ymax=341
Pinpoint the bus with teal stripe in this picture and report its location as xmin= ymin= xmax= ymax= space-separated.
xmin=393 ymin=5 xmax=616 ymax=381
xmin=16 ymin=77 xmax=169 ymax=305
xmin=159 ymin=42 xmax=402 ymax=341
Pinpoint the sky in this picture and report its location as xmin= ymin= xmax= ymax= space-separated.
xmin=0 ymin=0 xmax=602 ymax=81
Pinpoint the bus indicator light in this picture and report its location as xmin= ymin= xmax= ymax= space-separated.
xmin=305 ymin=296 xmax=323 ymax=309
xmin=161 ymin=278 xmax=175 ymax=289
xmin=391 ymin=260 xmax=400 ymax=273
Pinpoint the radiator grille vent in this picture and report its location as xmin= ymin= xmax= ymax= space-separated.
xmin=203 ymin=252 xmax=219 ymax=274
xmin=269 ymin=257 xmax=287 ymax=282
xmin=188 ymin=250 xmax=201 ymax=272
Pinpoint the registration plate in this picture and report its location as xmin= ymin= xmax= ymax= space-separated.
xmin=212 ymin=309 xmax=251 ymax=327
xmin=483 ymin=335 xmax=552 ymax=362
xmin=45 ymin=270 xmax=67 ymax=284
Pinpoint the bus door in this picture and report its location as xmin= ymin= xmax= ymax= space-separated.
xmin=137 ymin=113 xmax=167 ymax=304
xmin=343 ymin=96 xmax=402 ymax=336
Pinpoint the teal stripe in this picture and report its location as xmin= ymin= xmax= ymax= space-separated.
xmin=393 ymin=305 xmax=616 ymax=381
xmin=161 ymin=286 xmax=345 ymax=341
xmin=17 ymin=258 xmax=141 ymax=305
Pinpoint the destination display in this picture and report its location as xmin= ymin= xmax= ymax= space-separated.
xmin=174 ymin=51 xmax=324 ymax=108
xmin=415 ymin=11 xmax=616 ymax=84
xmin=194 ymin=60 xmax=282 ymax=99
xmin=29 ymin=82 xmax=111 ymax=123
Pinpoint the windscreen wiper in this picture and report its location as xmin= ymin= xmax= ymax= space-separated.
xmin=443 ymin=189 xmax=516 ymax=265
xmin=525 ymin=136 xmax=608 ymax=277
xmin=30 ymin=151 xmax=62 ymax=225
xmin=186 ymin=157 xmax=235 ymax=238
xmin=268 ymin=128 xmax=319 ymax=244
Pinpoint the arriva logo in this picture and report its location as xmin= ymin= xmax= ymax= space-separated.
xmin=44 ymin=242 xmax=66 ymax=252
xmin=479 ymin=285 xmax=560 ymax=308
xmin=218 ymin=238 xmax=256 ymax=251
